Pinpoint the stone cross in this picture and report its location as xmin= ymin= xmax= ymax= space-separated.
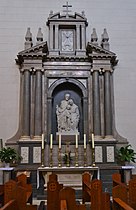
xmin=63 ymin=2 xmax=72 ymax=17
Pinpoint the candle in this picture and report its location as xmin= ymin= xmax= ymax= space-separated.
xmin=92 ymin=133 xmax=94 ymax=148
xmin=42 ymin=134 xmax=44 ymax=149
xmin=50 ymin=134 xmax=53 ymax=149
xmin=59 ymin=134 xmax=61 ymax=149
xmin=84 ymin=134 xmax=86 ymax=149
xmin=76 ymin=134 xmax=78 ymax=148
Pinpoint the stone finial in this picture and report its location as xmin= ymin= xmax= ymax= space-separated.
xmin=24 ymin=27 xmax=33 ymax=49
xmin=49 ymin=10 xmax=53 ymax=17
xmin=91 ymin=28 xmax=98 ymax=45
xmin=36 ymin=28 xmax=43 ymax=44
xmin=81 ymin=11 xmax=85 ymax=17
xmin=101 ymin=28 xmax=110 ymax=50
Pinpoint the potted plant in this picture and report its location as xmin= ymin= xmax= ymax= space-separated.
xmin=0 ymin=147 xmax=22 ymax=167
xmin=116 ymin=144 xmax=136 ymax=165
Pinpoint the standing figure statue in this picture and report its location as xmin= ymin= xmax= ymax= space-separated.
xmin=56 ymin=93 xmax=80 ymax=133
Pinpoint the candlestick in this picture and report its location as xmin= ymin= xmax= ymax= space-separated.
xmin=42 ymin=134 xmax=44 ymax=149
xmin=59 ymin=134 xmax=61 ymax=149
xmin=50 ymin=134 xmax=53 ymax=149
xmin=92 ymin=133 xmax=94 ymax=148
xmin=76 ymin=134 xmax=78 ymax=148
xmin=84 ymin=134 xmax=86 ymax=149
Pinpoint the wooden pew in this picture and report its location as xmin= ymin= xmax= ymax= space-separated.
xmin=1 ymin=179 xmax=37 ymax=210
xmin=112 ymin=175 xmax=136 ymax=210
xmin=0 ymin=199 xmax=37 ymax=210
xmin=128 ymin=178 xmax=136 ymax=209
xmin=82 ymin=172 xmax=110 ymax=210
xmin=0 ymin=200 xmax=18 ymax=210
xmin=47 ymin=174 xmax=63 ymax=210
xmin=16 ymin=173 xmax=32 ymax=204
xmin=59 ymin=187 xmax=86 ymax=210
xmin=112 ymin=184 xmax=134 ymax=210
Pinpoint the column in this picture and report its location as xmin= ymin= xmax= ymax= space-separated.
xmin=76 ymin=25 xmax=80 ymax=50
xmin=104 ymin=70 xmax=112 ymax=135
xmin=81 ymin=25 xmax=86 ymax=50
xmin=92 ymin=70 xmax=101 ymax=135
xmin=50 ymin=23 xmax=53 ymax=50
xmin=34 ymin=70 xmax=42 ymax=137
xmin=30 ymin=70 xmax=35 ymax=137
xmin=22 ymin=69 xmax=31 ymax=137
xmin=55 ymin=24 xmax=59 ymax=50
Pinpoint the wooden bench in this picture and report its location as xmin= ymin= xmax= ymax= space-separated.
xmin=16 ymin=173 xmax=32 ymax=204
xmin=112 ymin=174 xmax=136 ymax=209
xmin=0 ymin=179 xmax=36 ymax=210
xmin=47 ymin=174 xmax=63 ymax=210
xmin=0 ymin=199 xmax=37 ymax=210
xmin=82 ymin=172 xmax=110 ymax=210
xmin=59 ymin=187 xmax=86 ymax=210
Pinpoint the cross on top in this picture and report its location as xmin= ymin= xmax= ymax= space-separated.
xmin=63 ymin=2 xmax=72 ymax=17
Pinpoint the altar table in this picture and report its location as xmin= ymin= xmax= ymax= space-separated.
xmin=37 ymin=166 xmax=100 ymax=189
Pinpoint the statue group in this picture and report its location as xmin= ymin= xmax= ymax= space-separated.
xmin=56 ymin=93 xmax=80 ymax=133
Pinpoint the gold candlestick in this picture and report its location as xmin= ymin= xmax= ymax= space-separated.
xmin=84 ymin=148 xmax=87 ymax=167
xmin=75 ymin=148 xmax=79 ymax=167
xmin=41 ymin=148 xmax=45 ymax=167
xmin=49 ymin=148 xmax=53 ymax=167
xmin=58 ymin=148 xmax=62 ymax=167
xmin=92 ymin=147 xmax=96 ymax=167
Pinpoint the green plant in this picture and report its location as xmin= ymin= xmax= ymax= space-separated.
xmin=116 ymin=144 xmax=136 ymax=163
xmin=0 ymin=147 xmax=22 ymax=163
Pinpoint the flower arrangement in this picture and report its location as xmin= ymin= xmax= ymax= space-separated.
xmin=0 ymin=147 xmax=22 ymax=164
xmin=116 ymin=144 xmax=136 ymax=164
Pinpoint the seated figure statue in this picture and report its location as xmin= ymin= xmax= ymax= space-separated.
xmin=56 ymin=93 xmax=80 ymax=133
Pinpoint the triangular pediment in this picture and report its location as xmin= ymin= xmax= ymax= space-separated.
xmin=87 ymin=42 xmax=118 ymax=65
xmin=18 ymin=41 xmax=48 ymax=55
xmin=87 ymin=42 xmax=115 ymax=56
xmin=16 ymin=41 xmax=48 ymax=65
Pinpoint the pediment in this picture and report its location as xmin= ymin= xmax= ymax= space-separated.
xmin=18 ymin=41 xmax=48 ymax=55
xmin=87 ymin=42 xmax=118 ymax=65
xmin=16 ymin=41 xmax=48 ymax=65
xmin=87 ymin=42 xmax=115 ymax=56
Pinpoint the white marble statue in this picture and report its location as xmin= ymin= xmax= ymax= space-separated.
xmin=56 ymin=93 xmax=79 ymax=133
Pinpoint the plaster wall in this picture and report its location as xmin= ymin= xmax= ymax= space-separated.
xmin=0 ymin=0 xmax=136 ymax=158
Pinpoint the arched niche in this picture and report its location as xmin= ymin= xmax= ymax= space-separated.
xmin=47 ymin=78 xmax=87 ymax=144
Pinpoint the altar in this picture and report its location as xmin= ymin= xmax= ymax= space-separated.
xmin=37 ymin=166 xmax=100 ymax=189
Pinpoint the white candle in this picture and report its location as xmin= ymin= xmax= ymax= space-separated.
xmin=92 ymin=133 xmax=94 ymax=148
xmin=84 ymin=134 xmax=86 ymax=149
xmin=59 ymin=134 xmax=61 ymax=149
xmin=50 ymin=134 xmax=53 ymax=149
xmin=76 ymin=134 xmax=78 ymax=148
xmin=42 ymin=134 xmax=44 ymax=149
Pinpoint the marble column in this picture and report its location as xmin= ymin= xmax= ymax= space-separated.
xmin=50 ymin=23 xmax=53 ymax=50
xmin=81 ymin=25 xmax=86 ymax=50
xmin=104 ymin=70 xmax=112 ymax=135
xmin=92 ymin=70 xmax=101 ymax=135
xmin=34 ymin=70 xmax=42 ymax=137
xmin=55 ymin=24 xmax=58 ymax=50
xmin=76 ymin=25 xmax=80 ymax=50
xmin=22 ymin=69 xmax=31 ymax=137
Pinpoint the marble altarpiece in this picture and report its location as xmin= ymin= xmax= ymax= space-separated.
xmin=7 ymin=3 xmax=127 ymax=170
